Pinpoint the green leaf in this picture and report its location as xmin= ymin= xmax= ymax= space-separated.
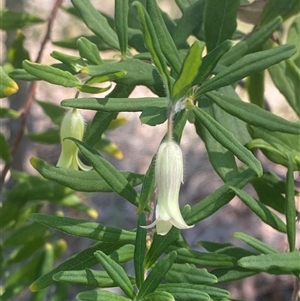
xmin=204 ymin=0 xmax=239 ymax=52
xmin=27 ymin=129 xmax=60 ymax=144
xmin=194 ymin=39 xmax=232 ymax=85
xmin=30 ymin=157 xmax=144 ymax=192
xmin=29 ymin=213 xmax=135 ymax=242
xmin=211 ymin=266 xmax=258 ymax=283
xmin=246 ymin=71 xmax=265 ymax=108
xmin=288 ymin=15 xmax=300 ymax=69
xmin=157 ymin=285 xmax=210 ymax=301
xmin=228 ymin=186 xmax=287 ymax=233
xmin=145 ymin=228 xmax=180 ymax=269
xmin=237 ymin=251 xmax=300 ymax=274
xmin=70 ymin=139 xmax=141 ymax=208
xmin=8 ymin=30 xmax=30 ymax=69
xmin=157 ymin=283 xmax=229 ymax=300
xmin=77 ymin=290 xmax=131 ymax=301
xmin=30 ymin=241 xmax=124 ymax=291
xmin=233 ymin=232 xmax=278 ymax=254
xmin=164 ymin=263 xmax=217 ymax=285
xmin=221 ymin=16 xmax=282 ymax=65
xmin=36 ymin=100 xmax=67 ymax=126
xmin=195 ymin=93 xmax=240 ymax=182
xmin=168 ymin=246 xmax=235 ymax=267
xmin=0 ymin=66 xmax=19 ymax=98
xmin=8 ymin=68 xmax=38 ymax=81
xmin=94 ymin=250 xmax=135 ymax=298
xmin=192 ymin=106 xmax=263 ymax=176
xmin=50 ymin=50 xmax=86 ymax=72
xmin=198 ymin=241 xmax=258 ymax=259
xmin=172 ymin=0 xmax=205 ymax=49
xmin=139 ymin=105 xmax=167 ymax=125
xmin=197 ymin=44 xmax=296 ymax=96
xmin=186 ymin=168 xmax=256 ymax=224
xmin=206 ymin=91 xmax=300 ymax=135
xmin=71 ymin=0 xmax=119 ymax=50
xmin=260 ymin=0 xmax=300 ymax=25
xmin=171 ymin=41 xmax=204 ymax=102
xmin=0 ymin=132 xmax=12 ymax=163
xmin=134 ymin=1 xmax=172 ymax=94
xmin=285 ymin=157 xmax=296 ymax=252
xmin=115 ymin=0 xmax=129 ymax=55
xmin=251 ymin=171 xmax=287 ymax=214
xmin=0 ymin=9 xmax=44 ymax=30
xmin=53 ymin=268 xmax=134 ymax=287
xmin=146 ymin=0 xmax=182 ymax=74
xmin=140 ymin=291 xmax=174 ymax=301
xmin=134 ymin=213 xmax=147 ymax=289
xmin=83 ymin=59 xmax=165 ymax=96
xmin=77 ymin=37 xmax=103 ymax=65
xmin=0 ymin=106 xmax=20 ymax=118
xmin=247 ymin=125 xmax=300 ymax=170
xmin=137 ymin=251 xmax=177 ymax=300
xmin=22 ymin=60 xmax=80 ymax=87
xmin=76 ymin=83 xmax=111 ymax=94
xmin=62 ymin=96 xmax=167 ymax=112
xmin=267 ymin=45 xmax=300 ymax=116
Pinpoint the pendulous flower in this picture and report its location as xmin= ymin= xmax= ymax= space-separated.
xmin=144 ymin=140 xmax=194 ymax=235
xmin=57 ymin=108 xmax=91 ymax=171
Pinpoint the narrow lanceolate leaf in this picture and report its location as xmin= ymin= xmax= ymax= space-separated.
xmin=61 ymin=97 xmax=166 ymax=112
xmin=204 ymin=0 xmax=239 ymax=52
xmin=115 ymin=0 xmax=129 ymax=55
xmin=70 ymin=138 xmax=141 ymax=208
xmin=29 ymin=213 xmax=136 ymax=242
xmin=0 ymin=9 xmax=44 ymax=30
xmin=233 ymin=232 xmax=278 ymax=254
xmin=157 ymin=283 xmax=229 ymax=300
xmin=82 ymin=59 xmax=165 ymax=96
xmin=77 ymin=290 xmax=131 ymax=301
xmin=53 ymin=269 xmax=135 ymax=287
xmin=94 ymin=250 xmax=135 ymax=299
xmin=30 ymin=157 xmax=144 ymax=192
xmin=237 ymin=251 xmax=300 ymax=274
xmin=0 ymin=107 xmax=20 ymax=119
xmin=137 ymin=251 xmax=177 ymax=300
xmin=71 ymin=0 xmax=119 ymax=50
xmin=168 ymin=246 xmax=235 ymax=267
xmin=145 ymin=228 xmax=180 ymax=269
xmin=30 ymin=241 xmax=124 ymax=291
xmin=0 ymin=66 xmax=19 ymax=98
xmin=171 ymin=40 xmax=204 ymax=102
xmin=211 ymin=266 xmax=258 ymax=283
xmin=192 ymin=106 xmax=262 ymax=176
xmin=146 ymin=0 xmax=182 ymax=74
xmin=134 ymin=1 xmax=172 ymax=94
xmin=228 ymin=187 xmax=286 ymax=233
xmin=206 ymin=91 xmax=300 ymax=135
xmin=186 ymin=168 xmax=256 ymax=224
xmin=139 ymin=291 xmax=174 ymax=301
xmin=77 ymin=37 xmax=103 ymax=65
xmin=196 ymin=44 xmax=296 ymax=96
xmin=0 ymin=133 xmax=12 ymax=163
xmin=134 ymin=213 xmax=147 ymax=289
xmin=194 ymin=40 xmax=232 ymax=85
xmin=285 ymin=157 xmax=296 ymax=252
xmin=22 ymin=60 xmax=80 ymax=87
xmin=164 ymin=263 xmax=217 ymax=285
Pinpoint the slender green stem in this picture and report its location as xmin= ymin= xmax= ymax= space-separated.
xmin=167 ymin=103 xmax=173 ymax=142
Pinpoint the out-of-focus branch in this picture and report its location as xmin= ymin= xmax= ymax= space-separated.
xmin=0 ymin=0 xmax=63 ymax=189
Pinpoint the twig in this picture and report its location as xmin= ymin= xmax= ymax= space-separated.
xmin=0 ymin=0 xmax=63 ymax=189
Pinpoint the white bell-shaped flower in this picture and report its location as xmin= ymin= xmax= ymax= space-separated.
xmin=57 ymin=109 xmax=91 ymax=171
xmin=144 ymin=140 xmax=194 ymax=235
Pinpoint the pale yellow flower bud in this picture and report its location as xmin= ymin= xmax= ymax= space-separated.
xmin=57 ymin=109 xmax=91 ymax=171
xmin=144 ymin=140 xmax=194 ymax=235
